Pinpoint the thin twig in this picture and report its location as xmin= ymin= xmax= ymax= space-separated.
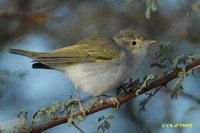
xmin=163 ymin=86 xmax=200 ymax=104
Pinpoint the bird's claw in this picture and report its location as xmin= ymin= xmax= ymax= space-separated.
xmin=78 ymin=99 xmax=90 ymax=116
xmin=79 ymin=106 xmax=90 ymax=116
xmin=109 ymin=97 xmax=120 ymax=110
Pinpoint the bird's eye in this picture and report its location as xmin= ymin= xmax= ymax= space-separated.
xmin=132 ymin=41 xmax=137 ymax=45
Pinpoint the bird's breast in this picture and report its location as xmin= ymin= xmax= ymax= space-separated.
xmin=60 ymin=55 xmax=136 ymax=96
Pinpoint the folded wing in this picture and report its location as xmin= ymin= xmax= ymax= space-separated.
xmin=33 ymin=36 xmax=120 ymax=63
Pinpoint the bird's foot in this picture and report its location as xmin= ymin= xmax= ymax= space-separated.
xmin=78 ymin=99 xmax=90 ymax=116
xmin=79 ymin=106 xmax=90 ymax=117
xmin=102 ymin=94 xmax=121 ymax=109
xmin=109 ymin=96 xmax=121 ymax=110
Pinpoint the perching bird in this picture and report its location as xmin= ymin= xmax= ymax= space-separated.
xmin=9 ymin=29 xmax=156 ymax=112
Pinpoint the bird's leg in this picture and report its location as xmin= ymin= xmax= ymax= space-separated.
xmin=102 ymin=94 xmax=121 ymax=110
xmin=75 ymin=85 xmax=90 ymax=116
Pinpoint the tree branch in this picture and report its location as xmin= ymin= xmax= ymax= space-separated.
xmin=21 ymin=58 xmax=200 ymax=133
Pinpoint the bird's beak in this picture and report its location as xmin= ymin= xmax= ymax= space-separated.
xmin=148 ymin=40 xmax=157 ymax=44
xmin=149 ymin=40 xmax=158 ymax=44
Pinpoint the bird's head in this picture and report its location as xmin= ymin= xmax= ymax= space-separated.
xmin=113 ymin=29 xmax=156 ymax=56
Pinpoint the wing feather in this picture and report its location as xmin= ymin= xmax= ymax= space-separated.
xmin=33 ymin=36 xmax=120 ymax=63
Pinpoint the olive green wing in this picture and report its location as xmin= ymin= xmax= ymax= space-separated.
xmin=33 ymin=36 xmax=120 ymax=63
xmin=79 ymin=36 xmax=120 ymax=61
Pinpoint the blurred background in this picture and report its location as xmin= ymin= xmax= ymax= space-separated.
xmin=0 ymin=0 xmax=200 ymax=133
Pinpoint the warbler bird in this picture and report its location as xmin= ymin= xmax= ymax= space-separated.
xmin=9 ymin=29 xmax=156 ymax=110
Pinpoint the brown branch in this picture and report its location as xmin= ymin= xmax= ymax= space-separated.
xmin=21 ymin=59 xmax=200 ymax=133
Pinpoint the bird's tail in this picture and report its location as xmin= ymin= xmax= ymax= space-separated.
xmin=9 ymin=49 xmax=39 ymax=58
